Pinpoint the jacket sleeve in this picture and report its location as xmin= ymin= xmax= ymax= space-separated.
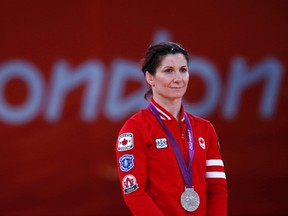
xmin=205 ymin=122 xmax=228 ymax=216
xmin=115 ymin=118 xmax=164 ymax=216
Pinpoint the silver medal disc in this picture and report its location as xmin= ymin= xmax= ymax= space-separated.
xmin=180 ymin=187 xmax=200 ymax=212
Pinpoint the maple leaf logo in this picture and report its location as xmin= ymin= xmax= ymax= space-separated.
xmin=118 ymin=133 xmax=133 ymax=152
xmin=121 ymin=138 xmax=128 ymax=145
xmin=124 ymin=177 xmax=134 ymax=187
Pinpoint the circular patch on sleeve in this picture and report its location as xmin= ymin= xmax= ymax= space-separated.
xmin=122 ymin=174 xmax=139 ymax=194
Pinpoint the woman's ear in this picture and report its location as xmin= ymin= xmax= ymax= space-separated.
xmin=145 ymin=71 xmax=154 ymax=86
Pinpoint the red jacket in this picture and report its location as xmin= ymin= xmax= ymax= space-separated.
xmin=116 ymin=100 xmax=227 ymax=215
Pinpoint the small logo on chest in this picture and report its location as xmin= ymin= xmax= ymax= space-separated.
xmin=155 ymin=138 xmax=168 ymax=149
xmin=198 ymin=137 xmax=206 ymax=149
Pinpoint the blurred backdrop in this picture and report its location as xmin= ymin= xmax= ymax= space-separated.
xmin=0 ymin=0 xmax=287 ymax=215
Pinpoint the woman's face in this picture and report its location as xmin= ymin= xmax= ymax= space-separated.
xmin=146 ymin=53 xmax=189 ymax=102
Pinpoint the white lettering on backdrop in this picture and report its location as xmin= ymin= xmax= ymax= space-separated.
xmin=0 ymin=30 xmax=284 ymax=124
xmin=0 ymin=57 xmax=283 ymax=125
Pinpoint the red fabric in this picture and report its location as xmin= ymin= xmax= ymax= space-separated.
xmin=115 ymin=100 xmax=227 ymax=215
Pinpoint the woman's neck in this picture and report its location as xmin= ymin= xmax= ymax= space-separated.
xmin=153 ymin=96 xmax=182 ymax=120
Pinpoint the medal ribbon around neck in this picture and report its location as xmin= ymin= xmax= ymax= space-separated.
xmin=148 ymin=103 xmax=195 ymax=188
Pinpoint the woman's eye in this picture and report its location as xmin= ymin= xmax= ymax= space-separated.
xmin=164 ymin=69 xmax=173 ymax=73
xmin=181 ymin=68 xmax=188 ymax=73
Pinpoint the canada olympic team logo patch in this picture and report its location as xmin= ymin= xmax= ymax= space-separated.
xmin=118 ymin=133 xmax=134 ymax=151
xmin=119 ymin=154 xmax=135 ymax=172
xmin=122 ymin=174 xmax=138 ymax=194
xmin=198 ymin=137 xmax=206 ymax=149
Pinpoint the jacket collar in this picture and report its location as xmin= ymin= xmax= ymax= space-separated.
xmin=150 ymin=98 xmax=185 ymax=122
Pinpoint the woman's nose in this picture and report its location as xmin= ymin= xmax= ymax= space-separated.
xmin=173 ymin=71 xmax=182 ymax=81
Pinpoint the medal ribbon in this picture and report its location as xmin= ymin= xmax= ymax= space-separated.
xmin=148 ymin=103 xmax=194 ymax=188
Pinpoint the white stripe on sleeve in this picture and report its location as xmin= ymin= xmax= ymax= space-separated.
xmin=206 ymin=159 xmax=224 ymax=166
xmin=206 ymin=171 xmax=226 ymax=179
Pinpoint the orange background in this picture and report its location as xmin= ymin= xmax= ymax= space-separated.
xmin=0 ymin=1 xmax=287 ymax=215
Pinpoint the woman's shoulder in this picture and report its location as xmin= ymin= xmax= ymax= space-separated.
xmin=122 ymin=108 xmax=153 ymax=128
xmin=127 ymin=108 xmax=150 ymax=120
xmin=186 ymin=112 xmax=213 ymax=127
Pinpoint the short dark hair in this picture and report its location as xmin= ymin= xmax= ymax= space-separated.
xmin=141 ymin=41 xmax=189 ymax=100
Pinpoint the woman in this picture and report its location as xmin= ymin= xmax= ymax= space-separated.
xmin=115 ymin=42 xmax=227 ymax=215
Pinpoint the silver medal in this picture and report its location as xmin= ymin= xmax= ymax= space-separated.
xmin=180 ymin=187 xmax=200 ymax=212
